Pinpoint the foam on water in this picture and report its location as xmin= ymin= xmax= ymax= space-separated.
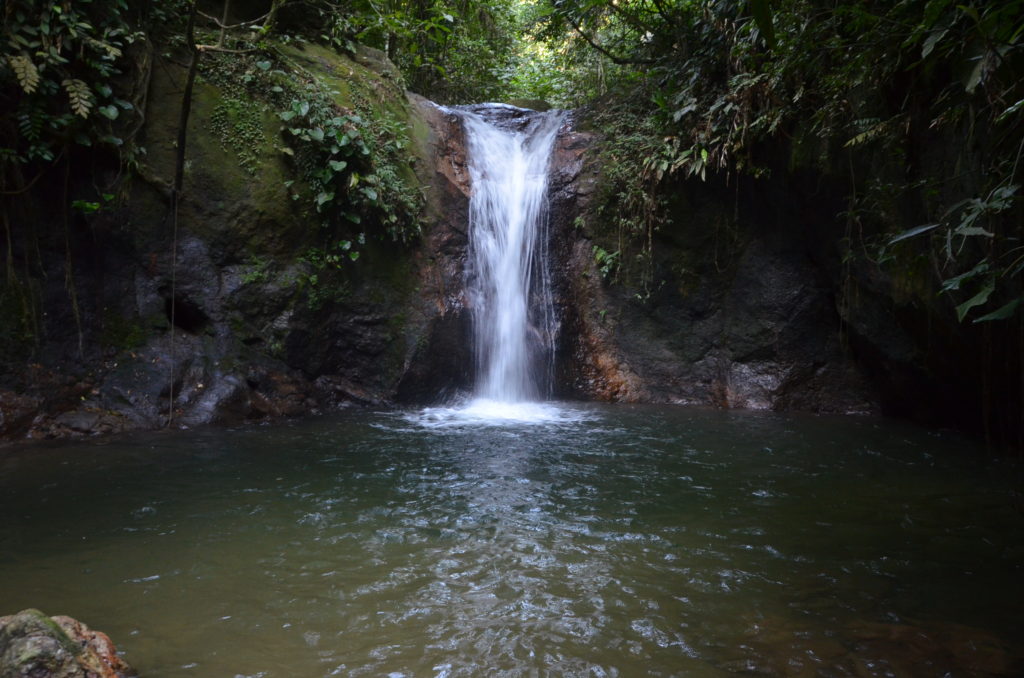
xmin=409 ymin=398 xmax=589 ymax=428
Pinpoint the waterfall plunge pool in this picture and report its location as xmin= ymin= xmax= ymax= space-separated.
xmin=1 ymin=404 xmax=1022 ymax=677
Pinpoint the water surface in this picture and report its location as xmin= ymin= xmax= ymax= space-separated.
xmin=1 ymin=404 xmax=1021 ymax=676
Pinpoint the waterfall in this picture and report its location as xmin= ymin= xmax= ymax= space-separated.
xmin=457 ymin=105 xmax=564 ymax=404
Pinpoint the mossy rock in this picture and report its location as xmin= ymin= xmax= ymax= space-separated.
xmin=0 ymin=609 xmax=82 ymax=677
xmin=0 ymin=609 xmax=136 ymax=678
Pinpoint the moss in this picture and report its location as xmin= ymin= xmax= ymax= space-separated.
xmin=0 ymin=609 xmax=82 ymax=658
xmin=179 ymin=77 xmax=305 ymax=257
xmin=884 ymin=247 xmax=934 ymax=306
xmin=100 ymin=309 xmax=147 ymax=351
xmin=0 ymin=280 xmax=38 ymax=366
xmin=209 ymin=96 xmax=268 ymax=176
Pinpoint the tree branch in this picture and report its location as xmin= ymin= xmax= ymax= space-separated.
xmin=565 ymin=13 xmax=654 ymax=66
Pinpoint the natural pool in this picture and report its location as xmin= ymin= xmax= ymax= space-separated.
xmin=1 ymin=403 xmax=1021 ymax=677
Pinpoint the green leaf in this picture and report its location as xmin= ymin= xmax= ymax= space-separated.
xmin=921 ymin=28 xmax=948 ymax=59
xmin=955 ymin=280 xmax=995 ymax=321
xmin=349 ymin=251 xmax=360 ymax=261
xmin=889 ymin=223 xmax=938 ymax=244
xmin=309 ymin=128 xmax=325 ymax=142
xmin=957 ymin=4 xmax=980 ymax=24
xmin=256 ymin=60 xmax=271 ymax=70
xmin=97 ymin=105 xmax=118 ymax=120
xmin=329 ymin=160 xmax=347 ymax=172
xmin=279 ymin=110 xmax=296 ymax=121
xmin=62 ymin=78 xmax=93 ymax=117
xmin=750 ymin=0 xmax=776 ymax=49
xmin=941 ymin=261 xmax=989 ymax=292
xmin=71 ymin=200 xmax=100 ymax=214
xmin=953 ymin=225 xmax=994 ymax=238
xmin=973 ymin=298 xmax=1021 ymax=323
xmin=964 ymin=57 xmax=984 ymax=93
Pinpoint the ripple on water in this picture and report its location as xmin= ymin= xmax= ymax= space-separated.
xmin=0 ymin=405 xmax=1021 ymax=677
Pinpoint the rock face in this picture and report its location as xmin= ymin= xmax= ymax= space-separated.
xmin=544 ymin=111 xmax=1023 ymax=446
xmin=0 ymin=609 xmax=134 ymax=678
xmin=546 ymin=117 xmax=877 ymax=414
xmin=0 ymin=44 xmax=473 ymax=442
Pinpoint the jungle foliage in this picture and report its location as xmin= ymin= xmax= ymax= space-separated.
xmin=4 ymin=0 xmax=1022 ymax=324
xmin=0 ymin=0 xmax=520 ymax=332
xmin=519 ymin=0 xmax=1024 ymax=325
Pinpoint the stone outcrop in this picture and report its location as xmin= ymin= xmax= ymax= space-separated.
xmin=545 ymin=114 xmax=877 ymax=414
xmin=0 ymin=609 xmax=134 ymax=678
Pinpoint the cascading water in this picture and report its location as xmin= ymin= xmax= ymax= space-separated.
xmin=458 ymin=105 xmax=564 ymax=404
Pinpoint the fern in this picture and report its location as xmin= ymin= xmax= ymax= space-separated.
xmin=17 ymin=109 xmax=44 ymax=142
xmin=7 ymin=55 xmax=40 ymax=94
xmin=62 ymin=78 xmax=94 ymax=118
xmin=85 ymin=37 xmax=123 ymax=59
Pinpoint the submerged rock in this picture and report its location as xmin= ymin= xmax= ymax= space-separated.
xmin=0 ymin=609 xmax=135 ymax=678
xmin=721 ymin=612 xmax=1023 ymax=676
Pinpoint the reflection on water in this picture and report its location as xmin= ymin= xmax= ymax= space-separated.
xmin=0 ymin=404 xmax=1021 ymax=677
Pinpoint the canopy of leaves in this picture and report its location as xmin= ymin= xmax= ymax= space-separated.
xmin=0 ymin=0 xmax=146 ymax=178
xmin=519 ymin=0 xmax=1024 ymax=323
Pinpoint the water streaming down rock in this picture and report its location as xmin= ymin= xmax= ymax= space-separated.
xmin=455 ymin=104 xmax=565 ymax=403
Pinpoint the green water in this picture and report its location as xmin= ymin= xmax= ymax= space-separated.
xmin=1 ymin=404 xmax=1021 ymax=677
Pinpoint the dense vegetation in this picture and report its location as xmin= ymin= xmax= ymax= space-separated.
xmin=512 ymin=0 xmax=1023 ymax=324
xmin=2 ymin=0 xmax=1022 ymax=446
xmin=8 ymin=0 xmax=1016 ymax=314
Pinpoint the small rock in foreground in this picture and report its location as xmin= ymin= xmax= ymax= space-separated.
xmin=0 ymin=609 xmax=135 ymax=678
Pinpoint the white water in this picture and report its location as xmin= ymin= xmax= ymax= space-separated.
xmin=410 ymin=398 xmax=590 ymax=429
xmin=459 ymin=105 xmax=565 ymax=404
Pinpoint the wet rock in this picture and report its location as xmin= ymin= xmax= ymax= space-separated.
xmin=314 ymin=374 xmax=386 ymax=407
xmin=0 ymin=44 xmax=470 ymax=443
xmin=395 ymin=310 xmax=473 ymax=402
xmin=389 ymin=96 xmax=476 ymax=402
xmin=845 ymin=619 xmax=1021 ymax=677
xmin=504 ymin=98 xmax=552 ymax=112
xmin=552 ymin=119 xmax=878 ymax=413
xmin=0 ymin=391 xmax=40 ymax=439
xmin=723 ymin=613 xmax=1023 ymax=677
xmin=248 ymin=368 xmax=316 ymax=417
xmin=0 ymin=608 xmax=135 ymax=678
xmin=33 ymin=409 xmax=132 ymax=439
